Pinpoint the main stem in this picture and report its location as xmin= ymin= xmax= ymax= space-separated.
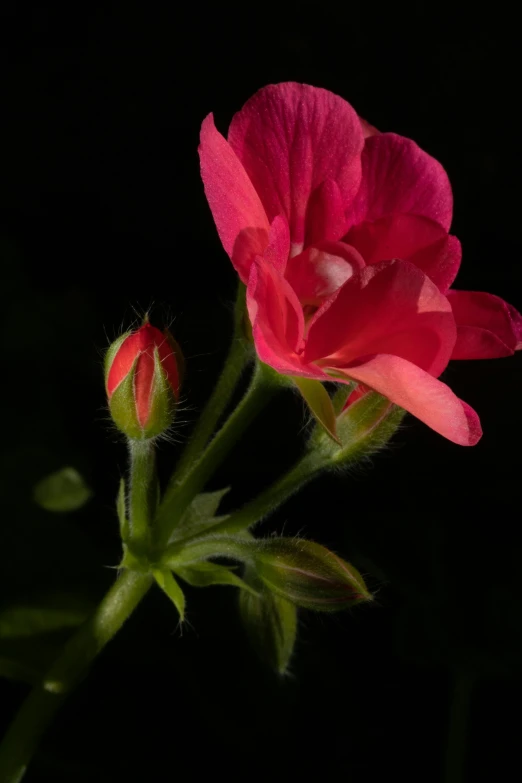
xmin=0 ymin=570 xmax=152 ymax=783
xmin=0 ymin=315 xmax=268 ymax=783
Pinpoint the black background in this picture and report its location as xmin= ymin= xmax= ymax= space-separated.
xmin=1 ymin=5 xmax=521 ymax=782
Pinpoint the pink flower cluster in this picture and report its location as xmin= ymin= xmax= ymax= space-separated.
xmin=199 ymin=83 xmax=521 ymax=445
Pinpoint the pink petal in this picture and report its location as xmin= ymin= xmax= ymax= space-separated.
xmin=134 ymin=350 xmax=155 ymax=427
xmin=448 ymin=290 xmax=522 ymax=359
xmin=304 ymin=259 xmax=456 ymax=377
xmin=199 ymin=114 xmax=270 ymax=282
xmin=108 ymin=324 xmax=163 ymax=396
xmin=264 ymin=215 xmax=291 ymax=274
xmin=334 ymin=357 xmax=482 ymax=445
xmin=347 ymin=133 xmax=454 ymax=232
xmin=228 ymin=82 xmax=364 ymax=249
xmin=304 ymin=180 xmax=348 ymax=246
xmin=246 ymin=258 xmax=308 ymax=376
xmin=346 ymin=214 xmax=461 ymax=293
xmin=285 ymin=241 xmax=365 ymax=307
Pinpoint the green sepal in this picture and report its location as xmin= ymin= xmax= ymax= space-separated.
xmin=153 ymin=568 xmax=186 ymax=621
xmin=331 ymin=381 xmax=357 ymax=414
xmin=144 ymin=347 xmax=177 ymax=438
xmin=108 ymin=357 xmax=142 ymax=439
xmin=33 ymin=467 xmax=92 ymax=513
xmin=103 ymin=331 xmax=131 ymax=389
xmin=116 ymin=477 xmax=129 ymax=540
xmin=293 ymin=376 xmax=340 ymax=444
xmin=253 ymin=538 xmax=372 ymax=612
xmin=239 ymin=571 xmax=297 ymax=676
xmin=170 ymin=487 xmax=230 ymax=542
xmin=109 ymin=349 xmax=176 ymax=440
xmin=119 ymin=544 xmax=149 ymax=572
xmin=174 ymin=561 xmax=259 ymax=596
xmin=314 ymin=390 xmax=405 ymax=463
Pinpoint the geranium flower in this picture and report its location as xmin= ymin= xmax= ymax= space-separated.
xmin=199 ymin=83 xmax=521 ymax=445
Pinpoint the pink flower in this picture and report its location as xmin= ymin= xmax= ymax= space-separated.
xmin=199 ymin=83 xmax=521 ymax=446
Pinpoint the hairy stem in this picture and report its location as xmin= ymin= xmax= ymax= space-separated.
xmin=0 ymin=570 xmax=153 ymax=783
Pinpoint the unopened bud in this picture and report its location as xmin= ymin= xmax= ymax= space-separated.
xmin=105 ymin=322 xmax=182 ymax=440
xmin=254 ymin=538 xmax=372 ymax=612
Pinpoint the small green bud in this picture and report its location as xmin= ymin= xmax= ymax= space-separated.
xmin=254 ymin=538 xmax=372 ymax=611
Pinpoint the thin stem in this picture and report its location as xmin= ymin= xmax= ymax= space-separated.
xmin=0 ymin=291 xmax=278 ymax=783
xmin=155 ymin=360 xmax=278 ymax=547
xmin=191 ymin=451 xmax=327 ymax=539
xmin=444 ymin=669 xmax=475 ymax=783
xmin=165 ymin=534 xmax=255 ymax=567
xmin=167 ymin=280 xmax=249 ymax=486
xmin=0 ymin=570 xmax=153 ymax=783
xmin=128 ymin=439 xmax=156 ymax=554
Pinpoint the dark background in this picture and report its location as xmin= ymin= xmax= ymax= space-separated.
xmin=1 ymin=5 xmax=521 ymax=781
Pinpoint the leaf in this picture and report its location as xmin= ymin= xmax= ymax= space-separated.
xmin=116 ymin=477 xmax=129 ymax=540
xmin=33 ymin=467 xmax=92 ymax=512
xmin=174 ymin=561 xmax=258 ymax=596
xmin=239 ymin=578 xmax=297 ymax=676
xmin=170 ymin=487 xmax=230 ymax=541
xmin=153 ymin=569 xmax=185 ymax=621
xmin=0 ymin=593 xmax=93 ymax=639
xmin=293 ymin=377 xmax=340 ymax=444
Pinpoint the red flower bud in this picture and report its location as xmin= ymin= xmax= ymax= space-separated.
xmin=105 ymin=322 xmax=182 ymax=440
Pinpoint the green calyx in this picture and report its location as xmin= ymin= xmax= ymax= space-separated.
xmin=311 ymin=389 xmax=406 ymax=464
xmin=161 ymin=533 xmax=372 ymax=613
xmin=108 ymin=348 xmax=177 ymax=440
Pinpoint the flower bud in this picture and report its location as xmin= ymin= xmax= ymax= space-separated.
xmin=254 ymin=538 xmax=372 ymax=612
xmin=105 ymin=322 xmax=182 ymax=440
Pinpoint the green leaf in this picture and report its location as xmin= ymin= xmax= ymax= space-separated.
xmin=239 ymin=577 xmax=297 ymax=676
xmin=116 ymin=477 xmax=129 ymax=540
xmin=174 ymin=561 xmax=258 ymax=596
xmin=0 ymin=593 xmax=93 ymax=639
xmin=153 ymin=569 xmax=185 ymax=621
xmin=33 ymin=467 xmax=92 ymax=512
xmin=170 ymin=487 xmax=230 ymax=541
xmin=293 ymin=376 xmax=340 ymax=444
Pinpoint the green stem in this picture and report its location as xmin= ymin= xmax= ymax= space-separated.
xmin=194 ymin=451 xmax=327 ymax=539
xmin=166 ymin=281 xmax=249 ymax=486
xmin=128 ymin=439 xmax=156 ymax=554
xmin=0 ymin=294 xmax=279 ymax=782
xmin=155 ymin=360 xmax=278 ymax=547
xmin=444 ymin=669 xmax=475 ymax=783
xmin=0 ymin=570 xmax=153 ymax=783
xmin=165 ymin=534 xmax=255 ymax=567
